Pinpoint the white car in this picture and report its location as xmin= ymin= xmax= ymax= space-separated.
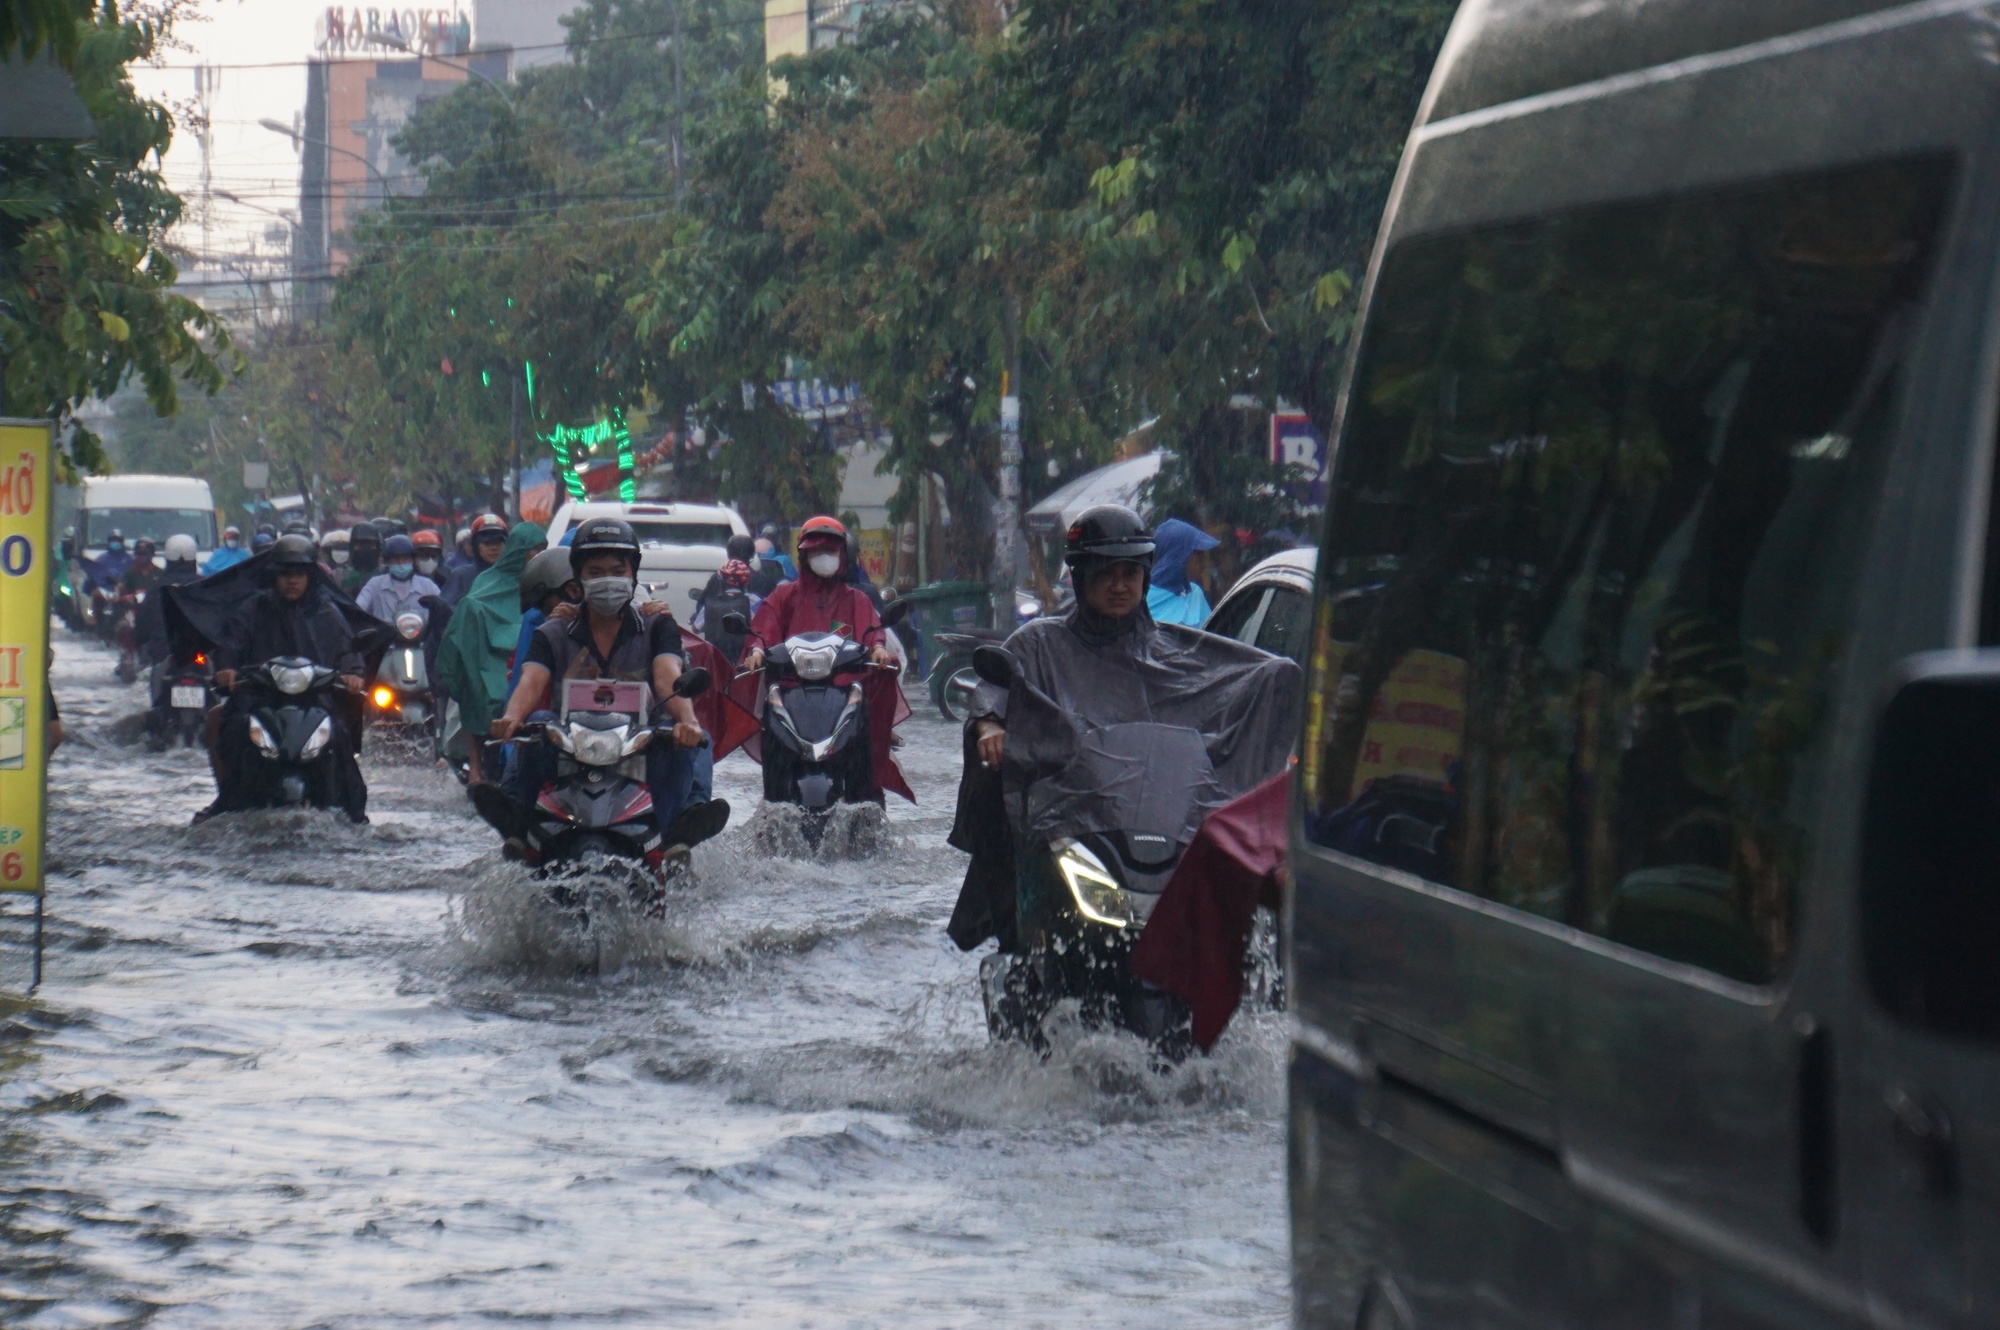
xmin=543 ymin=500 xmax=750 ymax=616
xmin=1204 ymin=546 xmax=1316 ymax=664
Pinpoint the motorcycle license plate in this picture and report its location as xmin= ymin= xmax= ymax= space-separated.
xmin=170 ymin=685 xmax=206 ymax=709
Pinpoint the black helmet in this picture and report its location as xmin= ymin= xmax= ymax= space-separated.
xmin=569 ymin=517 xmax=640 ymax=575
xmin=132 ymin=536 xmax=156 ymax=558
xmin=271 ymin=534 xmax=319 ymax=567
xmin=349 ymin=520 xmax=381 ymax=547
xmin=282 ymin=519 xmax=312 ymax=536
xmin=1064 ymin=504 xmax=1155 ymax=567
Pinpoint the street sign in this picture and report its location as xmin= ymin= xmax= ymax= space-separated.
xmin=242 ymin=460 xmax=270 ymax=490
xmin=0 ymin=421 xmax=52 ymax=904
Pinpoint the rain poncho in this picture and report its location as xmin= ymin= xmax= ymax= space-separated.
xmin=946 ymin=599 xmax=1300 ymax=950
xmin=1145 ymin=518 xmax=1219 ymax=627
xmin=163 ymin=547 xmax=391 ymax=678
xmin=435 ymin=523 xmax=545 ymax=741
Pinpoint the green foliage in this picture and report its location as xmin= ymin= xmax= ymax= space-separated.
xmin=0 ymin=0 xmax=232 ymax=476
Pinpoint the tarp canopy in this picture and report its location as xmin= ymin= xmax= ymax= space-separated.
xmin=1024 ymin=449 xmax=1166 ymax=536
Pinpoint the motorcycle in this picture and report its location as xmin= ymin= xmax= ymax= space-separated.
xmin=501 ymin=667 xmax=712 ymax=916
xmin=112 ymin=589 xmax=146 ymax=682
xmin=927 ymin=626 xmax=1008 ymax=724
xmin=970 ymin=647 xmax=1198 ymax=1057
xmin=231 ymin=656 xmax=349 ymax=811
xmin=368 ymin=611 xmax=434 ymax=732
xmin=146 ymin=651 xmax=213 ymax=751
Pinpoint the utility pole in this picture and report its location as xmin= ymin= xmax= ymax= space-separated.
xmin=510 ymin=368 xmax=523 ymax=521
xmin=671 ymin=0 xmax=686 ymax=205
xmin=992 ymin=291 xmax=1022 ymax=629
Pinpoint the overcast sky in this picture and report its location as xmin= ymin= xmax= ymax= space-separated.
xmin=130 ymin=0 xmax=361 ymax=271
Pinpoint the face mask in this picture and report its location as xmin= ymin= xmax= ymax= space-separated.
xmin=388 ymin=561 xmax=415 ymax=581
xmin=582 ymin=576 xmax=634 ymax=615
xmin=107 ymin=539 xmax=124 ymax=553
xmin=330 ymin=549 xmax=349 ymax=566
xmin=352 ymin=546 xmax=379 ymax=571
xmin=415 ymin=557 xmax=439 ymax=577
xmin=224 ymin=536 xmax=240 ymax=549
xmin=808 ymin=552 xmax=842 ymax=579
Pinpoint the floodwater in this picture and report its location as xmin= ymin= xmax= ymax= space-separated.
xmin=0 ymin=630 xmax=1289 ymax=1328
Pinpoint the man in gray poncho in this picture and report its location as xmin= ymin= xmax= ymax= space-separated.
xmin=947 ymin=505 xmax=1301 ymax=954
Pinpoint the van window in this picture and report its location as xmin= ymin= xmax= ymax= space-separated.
xmin=1302 ymin=156 xmax=1952 ymax=983
xmin=83 ymin=508 xmax=217 ymax=550
xmin=629 ymin=520 xmax=734 ymax=548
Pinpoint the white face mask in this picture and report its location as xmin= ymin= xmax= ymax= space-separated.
xmin=808 ymin=552 xmax=842 ymax=579
xmin=415 ymin=557 xmax=439 ymax=577
xmin=329 ymin=548 xmax=349 ymax=566
xmin=582 ymin=576 xmax=635 ymax=615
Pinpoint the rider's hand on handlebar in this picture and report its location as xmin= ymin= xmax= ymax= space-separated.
xmin=976 ymin=718 xmax=1005 ymax=770
xmin=212 ymin=668 xmax=237 ymax=691
xmin=338 ymin=674 xmax=365 ymax=694
xmin=671 ymin=720 xmax=704 ymax=750
xmin=741 ymin=648 xmax=764 ymax=672
xmin=490 ymin=715 xmax=521 ymax=743
xmin=868 ymin=645 xmax=895 ymax=668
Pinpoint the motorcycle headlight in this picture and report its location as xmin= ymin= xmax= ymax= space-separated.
xmin=247 ymin=716 xmax=280 ymax=756
xmin=791 ymin=641 xmax=840 ymax=681
xmin=569 ymin=725 xmax=625 ymax=767
xmin=1055 ymin=839 xmax=1132 ymax=929
xmin=299 ymin=715 xmax=334 ymax=761
xmin=271 ymin=664 xmax=313 ymax=696
xmin=621 ymin=728 xmax=654 ymax=757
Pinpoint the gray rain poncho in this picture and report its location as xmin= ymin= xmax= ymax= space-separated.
xmin=946 ymin=600 xmax=1301 ymax=951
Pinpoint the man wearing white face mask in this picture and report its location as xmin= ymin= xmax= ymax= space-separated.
xmin=740 ymin=515 xmax=892 ymax=673
xmin=483 ymin=518 xmax=729 ymax=851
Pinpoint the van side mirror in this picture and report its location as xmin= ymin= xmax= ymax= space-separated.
xmin=674 ymin=666 xmax=711 ymax=700
xmin=972 ymin=645 xmax=1015 ymax=688
xmin=1861 ymin=652 xmax=2000 ymax=1041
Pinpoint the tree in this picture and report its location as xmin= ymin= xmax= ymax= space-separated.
xmin=1 ymin=0 xmax=232 ymax=475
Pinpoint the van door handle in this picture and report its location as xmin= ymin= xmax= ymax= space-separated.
xmin=1884 ymin=1084 xmax=1957 ymax=1197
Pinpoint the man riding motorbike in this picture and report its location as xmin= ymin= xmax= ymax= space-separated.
xmin=691 ymin=534 xmax=763 ymax=663
xmin=947 ymin=505 xmax=1301 ymax=1043
xmin=205 ymin=525 xmax=249 ymax=574
xmin=356 ymin=533 xmax=440 ymax=623
xmin=133 ymin=535 xmax=205 ymax=731
xmin=478 ymin=517 xmax=731 ymax=854
xmin=442 ymin=513 xmax=509 ymax=607
xmin=341 ymin=521 xmax=382 ymax=595
xmin=411 ymin=528 xmax=445 ymax=581
xmin=740 ymin=516 xmax=892 ymax=673
xmin=195 ymin=534 xmax=370 ymax=824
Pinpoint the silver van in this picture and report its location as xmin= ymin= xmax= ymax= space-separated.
xmin=1289 ymin=2 xmax=2000 ymax=1326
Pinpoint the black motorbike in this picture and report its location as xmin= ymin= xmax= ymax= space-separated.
xmin=146 ymin=651 xmax=213 ymax=750
xmin=972 ymin=647 xmax=1199 ymax=1056
xmin=504 ymin=668 xmax=711 ymax=916
xmin=927 ymin=625 xmax=1008 ymax=723
xmin=368 ymin=611 xmax=434 ymax=733
xmin=232 ymin=656 xmax=348 ymax=810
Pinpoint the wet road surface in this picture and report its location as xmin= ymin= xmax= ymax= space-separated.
xmin=0 ymin=631 xmax=1288 ymax=1327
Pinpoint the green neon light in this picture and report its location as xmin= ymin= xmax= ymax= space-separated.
xmin=522 ymin=361 xmax=637 ymax=500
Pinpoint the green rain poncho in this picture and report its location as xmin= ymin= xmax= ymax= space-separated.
xmin=436 ymin=522 xmax=546 ymax=739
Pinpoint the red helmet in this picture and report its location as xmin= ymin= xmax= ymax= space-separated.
xmin=470 ymin=513 xmax=509 ymax=539
xmin=796 ymin=515 xmax=847 ymax=549
xmin=411 ymin=528 xmax=443 ymax=550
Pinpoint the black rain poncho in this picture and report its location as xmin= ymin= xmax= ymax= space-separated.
xmin=946 ymin=601 xmax=1302 ymax=951
xmin=162 ymin=548 xmax=392 ymax=678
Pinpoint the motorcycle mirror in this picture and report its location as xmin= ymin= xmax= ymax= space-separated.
xmin=880 ymin=598 xmax=912 ymax=629
xmin=721 ymin=612 xmax=749 ymax=634
xmin=971 ymin=645 xmax=1015 ymax=688
xmin=675 ymin=666 xmax=712 ymax=699
xmin=688 ymin=586 xmax=703 ymax=601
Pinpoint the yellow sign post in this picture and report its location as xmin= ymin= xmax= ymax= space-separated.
xmin=0 ymin=421 xmax=52 ymax=986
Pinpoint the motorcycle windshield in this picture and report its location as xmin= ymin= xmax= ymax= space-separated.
xmin=1025 ymin=722 xmax=1213 ymax=855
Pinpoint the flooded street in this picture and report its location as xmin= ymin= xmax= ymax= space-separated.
xmin=0 ymin=630 xmax=1288 ymax=1328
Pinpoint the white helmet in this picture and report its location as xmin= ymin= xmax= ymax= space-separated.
xmin=164 ymin=533 xmax=199 ymax=565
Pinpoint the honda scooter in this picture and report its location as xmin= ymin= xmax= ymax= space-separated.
xmin=368 ymin=611 xmax=434 ymax=733
xmin=233 ymin=656 xmax=348 ymax=810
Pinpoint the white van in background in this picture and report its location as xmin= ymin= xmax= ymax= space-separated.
xmin=77 ymin=474 xmax=217 ymax=563
xmin=542 ymin=501 xmax=749 ymax=616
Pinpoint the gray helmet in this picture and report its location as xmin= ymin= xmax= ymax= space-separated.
xmin=520 ymin=547 xmax=575 ymax=609
xmin=270 ymin=534 xmax=319 ymax=567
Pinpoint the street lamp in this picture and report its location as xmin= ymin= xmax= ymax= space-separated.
xmin=258 ymin=117 xmax=396 ymax=193
xmin=372 ymin=34 xmax=515 ymax=110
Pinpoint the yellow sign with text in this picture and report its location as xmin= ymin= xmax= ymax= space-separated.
xmin=0 ymin=422 xmax=51 ymax=894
